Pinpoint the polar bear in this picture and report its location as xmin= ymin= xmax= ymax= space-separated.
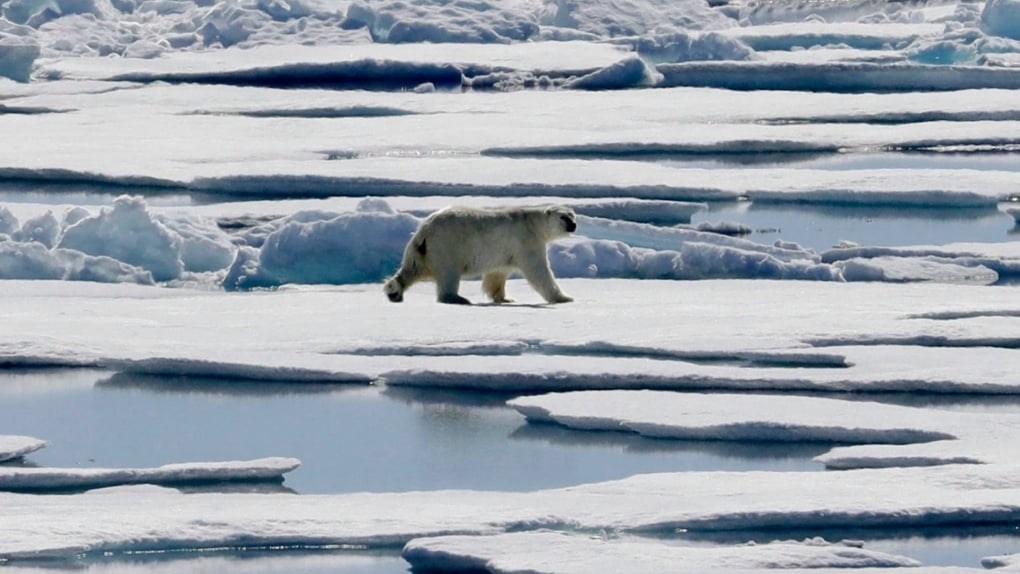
xmin=384 ymin=205 xmax=577 ymax=305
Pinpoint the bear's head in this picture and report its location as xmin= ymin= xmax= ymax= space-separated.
xmin=383 ymin=275 xmax=404 ymax=302
xmin=545 ymin=205 xmax=577 ymax=238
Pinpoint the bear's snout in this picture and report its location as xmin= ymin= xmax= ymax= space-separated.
xmin=566 ymin=220 xmax=577 ymax=232
xmin=387 ymin=291 xmax=403 ymax=302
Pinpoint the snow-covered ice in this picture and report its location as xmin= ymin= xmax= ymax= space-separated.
xmin=509 ymin=391 xmax=1020 ymax=468
xmin=5 ymin=463 xmax=1020 ymax=562
xmin=0 ymin=435 xmax=46 ymax=462
xmin=2 ymin=279 xmax=1019 ymax=395
xmin=402 ymin=532 xmax=925 ymax=573
xmin=0 ymin=457 xmax=300 ymax=491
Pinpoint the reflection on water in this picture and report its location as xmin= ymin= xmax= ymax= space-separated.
xmin=671 ymin=525 xmax=1020 ymax=569
xmin=663 ymin=151 xmax=1020 ymax=171
xmin=2 ymin=550 xmax=411 ymax=574
xmin=0 ymin=372 xmax=823 ymax=496
xmin=692 ymin=201 xmax=1016 ymax=253
xmin=5 ymin=370 xmax=1020 ymax=570
xmin=509 ymin=420 xmax=831 ymax=459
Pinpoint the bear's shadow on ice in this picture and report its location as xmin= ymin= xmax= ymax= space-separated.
xmin=471 ymin=302 xmax=556 ymax=309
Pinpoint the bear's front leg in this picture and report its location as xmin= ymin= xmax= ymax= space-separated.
xmin=519 ymin=257 xmax=572 ymax=304
xmin=435 ymin=270 xmax=472 ymax=305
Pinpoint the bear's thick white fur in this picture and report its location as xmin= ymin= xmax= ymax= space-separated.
xmin=384 ymin=205 xmax=577 ymax=305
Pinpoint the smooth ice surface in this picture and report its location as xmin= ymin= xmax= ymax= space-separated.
xmin=402 ymin=532 xmax=928 ymax=573
xmin=509 ymin=391 xmax=1020 ymax=469
xmin=2 ymin=279 xmax=1019 ymax=395
xmin=0 ymin=435 xmax=46 ymax=462
xmin=0 ymin=457 xmax=300 ymax=491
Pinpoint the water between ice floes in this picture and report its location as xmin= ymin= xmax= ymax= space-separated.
xmin=692 ymin=201 xmax=1017 ymax=252
xmin=3 ymin=369 xmax=1020 ymax=572
xmin=683 ymin=152 xmax=1020 ymax=251
xmin=0 ymin=370 xmax=825 ymax=494
xmin=0 ymin=369 xmax=822 ymax=574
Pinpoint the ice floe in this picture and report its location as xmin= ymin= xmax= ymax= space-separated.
xmin=2 ymin=279 xmax=1019 ymax=396
xmin=0 ymin=457 xmax=300 ymax=491
xmin=402 ymin=532 xmax=928 ymax=573
xmin=0 ymin=435 xmax=46 ymax=462
xmin=4 ymin=463 xmax=1020 ymax=562
xmin=509 ymin=391 xmax=1020 ymax=469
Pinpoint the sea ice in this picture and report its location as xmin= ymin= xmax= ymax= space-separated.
xmin=508 ymin=391 xmax=1020 ymax=468
xmin=57 ymin=196 xmax=183 ymax=282
xmin=0 ymin=457 xmax=300 ymax=491
xmin=2 ymin=279 xmax=1018 ymax=397
xmin=4 ymin=463 xmax=1020 ymax=562
xmin=3 ymin=0 xmax=1020 ymax=570
xmin=402 ymin=532 xmax=929 ymax=573
xmin=0 ymin=435 xmax=47 ymax=462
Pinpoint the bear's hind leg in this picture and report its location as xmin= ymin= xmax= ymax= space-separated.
xmin=435 ymin=270 xmax=471 ymax=305
xmin=482 ymin=271 xmax=514 ymax=304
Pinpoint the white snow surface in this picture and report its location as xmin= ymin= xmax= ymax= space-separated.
xmin=0 ymin=457 xmax=300 ymax=491
xmin=0 ymin=435 xmax=46 ymax=462
xmin=3 ymin=279 xmax=1019 ymax=395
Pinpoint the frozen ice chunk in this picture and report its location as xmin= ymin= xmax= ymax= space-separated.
xmin=58 ymin=196 xmax=184 ymax=282
xmin=403 ymin=532 xmax=921 ymax=573
xmin=508 ymin=391 xmax=958 ymax=444
xmin=61 ymin=206 xmax=91 ymax=229
xmin=198 ymin=3 xmax=270 ymax=47
xmin=13 ymin=211 xmax=59 ymax=248
xmin=223 ymin=245 xmax=265 ymax=291
xmin=56 ymin=248 xmax=156 ymax=284
xmin=0 ymin=241 xmax=66 ymax=280
xmin=540 ymin=0 xmax=733 ymax=37
xmin=345 ymin=0 xmax=539 ymax=43
xmin=634 ymin=31 xmax=757 ymax=62
xmin=0 ymin=435 xmax=47 ymax=462
xmin=835 ymin=256 xmax=999 ymax=284
xmin=0 ymin=37 xmax=38 ymax=83
xmin=0 ymin=241 xmax=155 ymax=283
xmin=226 ymin=208 xmax=419 ymax=289
xmin=0 ymin=206 xmax=19 ymax=236
xmin=983 ymin=0 xmax=1020 ymax=40
xmin=565 ymin=55 xmax=660 ymax=90
xmin=0 ymin=457 xmax=301 ymax=492
xmin=982 ymin=553 xmax=1020 ymax=569
xmin=157 ymin=214 xmax=237 ymax=273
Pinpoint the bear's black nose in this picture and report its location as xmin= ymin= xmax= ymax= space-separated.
xmin=566 ymin=220 xmax=577 ymax=232
xmin=388 ymin=292 xmax=403 ymax=302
